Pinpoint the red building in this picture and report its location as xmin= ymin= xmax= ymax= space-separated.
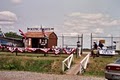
xmin=25 ymin=31 xmax=57 ymax=48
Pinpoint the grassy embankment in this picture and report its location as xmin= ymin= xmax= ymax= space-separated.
xmin=1 ymin=51 xmax=119 ymax=77
xmin=84 ymin=55 xmax=120 ymax=77
xmin=0 ymin=52 xmax=70 ymax=74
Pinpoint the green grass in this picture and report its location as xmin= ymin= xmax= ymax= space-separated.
xmin=0 ymin=56 xmax=53 ymax=72
xmin=0 ymin=52 xmax=69 ymax=74
xmin=84 ymin=55 xmax=120 ymax=77
xmin=1 ymin=51 xmax=119 ymax=76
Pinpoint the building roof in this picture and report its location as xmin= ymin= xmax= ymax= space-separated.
xmin=0 ymin=37 xmax=22 ymax=41
xmin=25 ymin=32 xmax=54 ymax=38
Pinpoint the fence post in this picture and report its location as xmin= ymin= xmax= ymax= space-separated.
xmin=62 ymin=34 xmax=64 ymax=48
xmin=62 ymin=61 xmax=64 ymax=72
xmin=79 ymin=63 xmax=82 ymax=74
xmin=91 ymin=33 xmax=92 ymax=51
xmin=111 ymin=35 xmax=113 ymax=49
xmin=81 ymin=34 xmax=83 ymax=55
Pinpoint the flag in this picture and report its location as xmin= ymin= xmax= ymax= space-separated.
xmin=25 ymin=48 xmax=37 ymax=52
xmin=63 ymin=48 xmax=76 ymax=54
xmin=40 ymin=48 xmax=50 ymax=53
xmin=17 ymin=47 xmax=24 ymax=52
xmin=41 ymin=26 xmax=47 ymax=38
xmin=7 ymin=47 xmax=15 ymax=53
xmin=53 ymin=48 xmax=61 ymax=55
xmin=19 ymin=29 xmax=26 ymax=38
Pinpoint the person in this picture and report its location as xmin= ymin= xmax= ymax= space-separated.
xmin=77 ymin=41 xmax=81 ymax=57
xmin=93 ymin=42 xmax=98 ymax=50
xmin=92 ymin=42 xmax=99 ymax=58
xmin=98 ymin=41 xmax=104 ymax=49
xmin=113 ymin=41 xmax=116 ymax=49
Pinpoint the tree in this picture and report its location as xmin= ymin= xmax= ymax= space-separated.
xmin=5 ymin=32 xmax=22 ymax=39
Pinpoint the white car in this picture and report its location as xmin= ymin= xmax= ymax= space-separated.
xmin=105 ymin=58 xmax=120 ymax=80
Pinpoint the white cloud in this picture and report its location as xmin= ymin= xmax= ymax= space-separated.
xmin=9 ymin=29 xmax=15 ymax=32
xmin=0 ymin=25 xmax=15 ymax=32
xmin=0 ymin=11 xmax=17 ymax=25
xmin=69 ymin=13 xmax=106 ymax=20
xmin=93 ymin=28 xmax=104 ymax=34
xmin=107 ymin=34 xmax=113 ymax=37
xmin=63 ymin=12 xmax=120 ymax=35
xmin=62 ymin=32 xmax=78 ymax=36
xmin=11 ymin=0 xmax=22 ymax=4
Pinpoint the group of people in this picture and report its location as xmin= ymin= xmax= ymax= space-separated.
xmin=92 ymin=41 xmax=104 ymax=58
xmin=93 ymin=41 xmax=104 ymax=50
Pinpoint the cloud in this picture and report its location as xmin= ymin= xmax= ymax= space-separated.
xmin=93 ymin=28 xmax=104 ymax=34
xmin=0 ymin=11 xmax=17 ymax=25
xmin=63 ymin=12 xmax=120 ymax=35
xmin=11 ymin=0 xmax=22 ymax=4
xmin=68 ymin=13 xmax=109 ymax=20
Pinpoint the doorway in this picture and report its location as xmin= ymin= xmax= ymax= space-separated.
xmin=32 ymin=38 xmax=39 ymax=48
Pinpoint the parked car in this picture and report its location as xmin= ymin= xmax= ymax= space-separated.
xmin=105 ymin=58 xmax=120 ymax=80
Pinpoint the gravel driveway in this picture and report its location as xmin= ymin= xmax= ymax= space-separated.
xmin=0 ymin=71 xmax=105 ymax=80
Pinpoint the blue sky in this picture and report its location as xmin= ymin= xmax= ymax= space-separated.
xmin=0 ymin=0 xmax=120 ymax=48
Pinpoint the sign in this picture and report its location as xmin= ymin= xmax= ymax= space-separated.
xmin=116 ymin=41 xmax=120 ymax=50
xmin=99 ymin=49 xmax=116 ymax=55
xmin=99 ymin=40 xmax=105 ymax=43
xmin=27 ymin=27 xmax=54 ymax=32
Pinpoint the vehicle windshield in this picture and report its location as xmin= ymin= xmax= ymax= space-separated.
xmin=115 ymin=59 xmax=120 ymax=64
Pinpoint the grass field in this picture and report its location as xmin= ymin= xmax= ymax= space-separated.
xmin=0 ymin=51 xmax=85 ymax=74
xmin=0 ymin=52 xmax=70 ymax=74
xmin=0 ymin=51 xmax=119 ymax=77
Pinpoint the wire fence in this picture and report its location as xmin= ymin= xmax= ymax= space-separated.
xmin=58 ymin=34 xmax=83 ymax=48
xmin=91 ymin=33 xmax=120 ymax=50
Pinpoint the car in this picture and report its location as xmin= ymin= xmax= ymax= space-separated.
xmin=105 ymin=58 xmax=120 ymax=80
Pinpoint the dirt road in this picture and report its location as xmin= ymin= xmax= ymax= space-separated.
xmin=0 ymin=71 xmax=105 ymax=80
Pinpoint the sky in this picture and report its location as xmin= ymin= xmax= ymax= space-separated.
xmin=0 ymin=0 xmax=120 ymax=48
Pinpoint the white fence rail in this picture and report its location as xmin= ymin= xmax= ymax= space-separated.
xmin=62 ymin=54 xmax=74 ymax=72
xmin=79 ymin=53 xmax=90 ymax=74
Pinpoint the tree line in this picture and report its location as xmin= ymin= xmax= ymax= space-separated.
xmin=1 ymin=31 xmax=22 ymax=39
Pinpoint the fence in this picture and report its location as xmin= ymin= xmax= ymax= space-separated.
xmin=79 ymin=53 xmax=90 ymax=74
xmin=58 ymin=34 xmax=83 ymax=54
xmin=62 ymin=54 xmax=74 ymax=72
xmin=91 ymin=33 xmax=120 ymax=50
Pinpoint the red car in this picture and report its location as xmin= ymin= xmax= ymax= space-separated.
xmin=105 ymin=58 xmax=120 ymax=80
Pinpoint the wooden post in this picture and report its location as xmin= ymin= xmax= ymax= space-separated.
xmin=62 ymin=34 xmax=64 ymax=48
xmin=15 ymin=48 xmax=18 ymax=56
xmin=81 ymin=34 xmax=83 ymax=55
xmin=111 ymin=35 xmax=113 ymax=49
xmin=91 ymin=33 xmax=93 ymax=55
xmin=91 ymin=33 xmax=92 ymax=50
